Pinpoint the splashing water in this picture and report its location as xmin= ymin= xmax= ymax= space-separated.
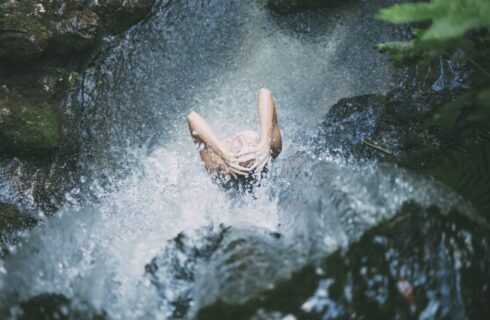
xmin=0 ymin=0 xmax=471 ymax=319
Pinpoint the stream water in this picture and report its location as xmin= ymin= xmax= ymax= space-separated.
xmin=0 ymin=1 xmax=476 ymax=319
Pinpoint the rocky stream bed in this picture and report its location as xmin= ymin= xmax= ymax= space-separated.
xmin=1 ymin=0 xmax=489 ymax=319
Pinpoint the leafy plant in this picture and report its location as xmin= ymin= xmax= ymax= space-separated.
xmin=376 ymin=0 xmax=490 ymax=128
xmin=376 ymin=0 xmax=490 ymax=60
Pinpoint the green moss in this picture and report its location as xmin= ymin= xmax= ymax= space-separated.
xmin=68 ymin=71 xmax=82 ymax=88
xmin=0 ymin=96 xmax=60 ymax=156
xmin=0 ymin=14 xmax=50 ymax=60
xmin=0 ymin=14 xmax=48 ymax=36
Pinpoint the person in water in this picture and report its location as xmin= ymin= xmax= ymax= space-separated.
xmin=187 ymin=88 xmax=282 ymax=179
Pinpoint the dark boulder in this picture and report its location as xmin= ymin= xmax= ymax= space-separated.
xmin=314 ymin=87 xmax=490 ymax=220
xmin=145 ymin=227 xmax=291 ymax=319
xmin=314 ymin=89 xmax=458 ymax=165
xmin=316 ymin=88 xmax=490 ymax=219
xmin=50 ymin=10 xmax=99 ymax=54
xmin=42 ymin=0 xmax=89 ymax=15
xmin=268 ymin=0 xmax=336 ymax=14
xmin=0 ymin=202 xmax=36 ymax=235
xmin=15 ymin=293 xmax=106 ymax=320
xmin=89 ymin=0 xmax=155 ymax=32
xmin=0 ymin=13 xmax=50 ymax=61
xmin=0 ymin=94 xmax=60 ymax=156
xmin=145 ymin=227 xmax=227 ymax=319
xmin=197 ymin=202 xmax=490 ymax=319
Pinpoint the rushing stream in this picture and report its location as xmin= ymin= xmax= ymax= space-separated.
xmin=0 ymin=0 xmax=478 ymax=319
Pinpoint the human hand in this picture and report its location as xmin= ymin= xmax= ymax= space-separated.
xmin=223 ymin=152 xmax=252 ymax=177
xmin=249 ymin=142 xmax=271 ymax=172
xmin=234 ymin=142 xmax=271 ymax=173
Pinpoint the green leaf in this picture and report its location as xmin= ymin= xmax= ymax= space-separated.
xmin=422 ymin=16 xmax=483 ymax=41
xmin=376 ymin=3 xmax=439 ymax=24
xmin=431 ymin=89 xmax=490 ymax=129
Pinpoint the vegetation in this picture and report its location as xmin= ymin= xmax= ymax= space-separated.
xmin=376 ymin=0 xmax=490 ymax=128
xmin=0 ymin=96 xmax=60 ymax=156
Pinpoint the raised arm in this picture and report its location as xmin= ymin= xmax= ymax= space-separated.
xmin=258 ymin=88 xmax=282 ymax=159
xmin=188 ymin=111 xmax=229 ymax=161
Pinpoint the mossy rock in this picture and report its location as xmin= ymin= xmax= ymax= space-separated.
xmin=90 ymin=0 xmax=155 ymax=32
xmin=0 ymin=13 xmax=50 ymax=61
xmin=49 ymin=10 xmax=99 ymax=55
xmin=0 ymin=95 xmax=60 ymax=156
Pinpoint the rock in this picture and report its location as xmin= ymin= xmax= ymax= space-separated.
xmin=193 ymin=229 xmax=293 ymax=309
xmin=0 ymin=0 xmax=156 ymax=213
xmin=0 ymin=13 xmax=50 ymax=61
xmin=50 ymin=10 xmax=99 ymax=54
xmin=196 ymin=202 xmax=490 ymax=319
xmin=0 ymin=68 xmax=82 ymax=212
xmin=268 ymin=0 xmax=335 ymax=14
xmin=145 ymin=227 xmax=291 ymax=319
xmin=89 ymin=0 xmax=155 ymax=32
xmin=0 ymin=202 xmax=37 ymax=257
xmin=315 ymin=89 xmax=457 ymax=164
xmin=0 ymin=94 xmax=60 ymax=156
xmin=275 ymin=151 xmax=471 ymax=260
xmin=43 ymin=0 xmax=88 ymax=15
xmin=0 ymin=66 xmax=81 ymax=103
xmin=314 ymin=86 xmax=490 ymax=220
xmin=14 ymin=293 xmax=106 ymax=320
xmin=145 ymin=226 xmax=227 ymax=319
xmin=0 ymin=0 xmax=156 ymax=60
xmin=0 ymin=202 xmax=36 ymax=234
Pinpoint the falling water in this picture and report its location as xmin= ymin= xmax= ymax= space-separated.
xmin=0 ymin=1 xmax=472 ymax=319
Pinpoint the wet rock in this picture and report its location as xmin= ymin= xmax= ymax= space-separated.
xmin=193 ymin=229 xmax=293 ymax=309
xmin=268 ymin=0 xmax=336 ymax=14
xmin=0 ymin=64 xmax=81 ymax=103
xmin=14 ymin=293 xmax=106 ymax=320
xmin=50 ymin=10 xmax=99 ymax=54
xmin=0 ymin=67 xmax=82 ymax=212
xmin=275 ymin=151 xmax=471 ymax=262
xmin=0 ymin=202 xmax=36 ymax=257
xmin=145 ymin=227 xmax=291 ymax=319
xmin=0 ymin=13 xmax=50 ymax=61
xmin=89 ymin=0 xmax=155 ymax=32
xmin=315 ymin=88 xmax=457 ymax=165
xmin=0 ymin=94 xmax=60 ymax=156
xmin=315 ymin=85 xmax=490 ymax=219
xmin=196 ymin=202 xmax=490 ymax=319
xmin=145 ymin=226 xmax=226 ymax=319
xmin=0 ymin=0 xmax=157 ymax=211
xmin=0 ymin=202 xmax=36 ymax=235
xmin=44 ymin=0 xmax=88 ymax=15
